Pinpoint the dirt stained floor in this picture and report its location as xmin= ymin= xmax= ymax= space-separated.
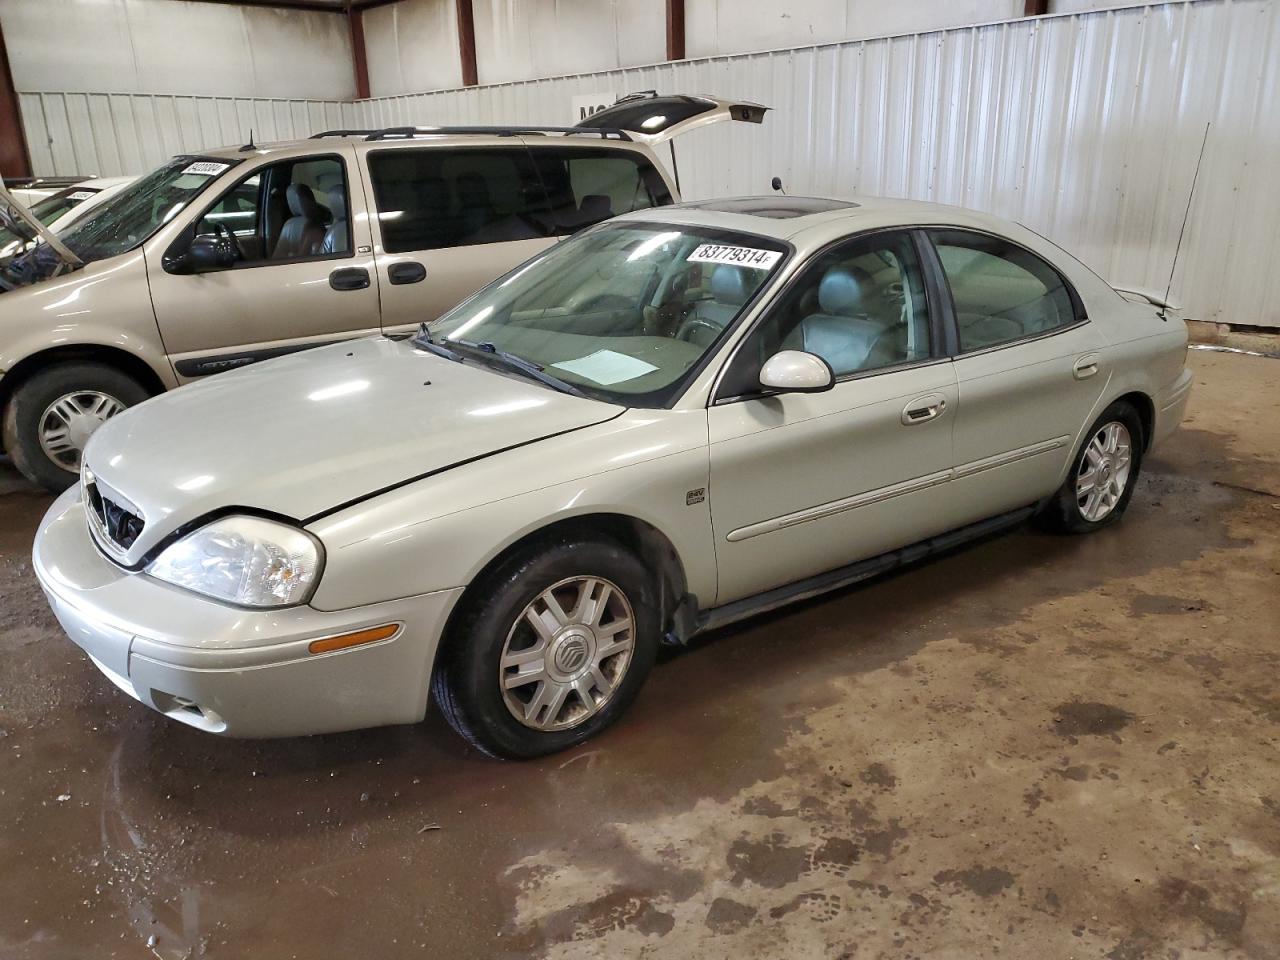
xmin=0 ymin=348 xmax=1278 ymax=959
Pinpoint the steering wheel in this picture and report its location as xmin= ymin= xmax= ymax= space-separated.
xmin=675 ymin=316 xmax=722 ymax=346
xmin=210 ymin=221 xmax=243 ymax=262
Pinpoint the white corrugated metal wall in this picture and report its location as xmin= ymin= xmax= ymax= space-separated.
xmin=13 ymin=0 xmax=1279 ymax=325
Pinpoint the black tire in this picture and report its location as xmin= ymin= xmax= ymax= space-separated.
xmin=1 ymin=362 xmax=149 ymax=492
xmin=432 ymin=536 xmax=660 ymax=759
xmin=1038 ymin=400 xmax=1145 ymax=534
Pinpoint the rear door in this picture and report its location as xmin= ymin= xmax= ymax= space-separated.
xmin=363 ymin=143 xmax=560 ymax=335
xmin=574 ymin=94 xmax=769 ymax=146
xmin=927 ymin=228 xmax=1109 ymax=524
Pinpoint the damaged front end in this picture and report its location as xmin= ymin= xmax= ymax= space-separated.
xmin=0 ymin=178 xmax=82 ymax=293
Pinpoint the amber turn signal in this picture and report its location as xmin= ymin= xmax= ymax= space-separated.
xmin=308 ymin=623 xmax=400 ymax=655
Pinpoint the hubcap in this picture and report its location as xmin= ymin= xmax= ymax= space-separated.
xmin=499 ymin=576 xmax=636 ymax=732
xmin=38 ymin=391 xmax=126 ymax=472
xmin=1076 ymin=421 xmax=1132 ymax=522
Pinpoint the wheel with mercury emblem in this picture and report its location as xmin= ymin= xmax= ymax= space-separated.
xmin=2 ymin=362 xmax=149 ymax=493
xmin=1038 ymin=401 xmax=1144 ymax=534
xmin=432 ymin=536 xmax=659 ymax=758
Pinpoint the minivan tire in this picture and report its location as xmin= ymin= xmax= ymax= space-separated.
xmin=1038 ymin=400 xmax=1144 ymax=534
xmin=3 ymin=363 xmax=149 ymax=492
xmin=432 ymin=536 xmax=659 ymax=759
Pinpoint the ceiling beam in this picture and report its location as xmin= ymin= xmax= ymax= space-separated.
xmin=0 ymin=15 xmax=32 ymax=180
xmin=666 ymin=0 xmax=686 ymax=61
xmin=455 ymin=0 xmax=478 ymax=87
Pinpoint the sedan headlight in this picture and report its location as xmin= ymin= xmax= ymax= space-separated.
xmin=147 ymin=516 xmax=323 ymax=608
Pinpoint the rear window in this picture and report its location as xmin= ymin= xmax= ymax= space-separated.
xmin=367 ymin=147 xmax=549 ymax=254
xmin=529 ymin=148 xmax=672 ymax=235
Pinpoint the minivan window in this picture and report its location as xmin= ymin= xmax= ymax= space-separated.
xmin=429 ymin=222 xmax=787 ymax=407
xmin=368 ymin=148 xmax=549 ymax=253
xmin=531 ymin=148 xmax=672 ymax=234
xmin=930 ymin=229 xmax=1082 ymax=352
xmin=58 ymin=156 xmax=239 ymax=265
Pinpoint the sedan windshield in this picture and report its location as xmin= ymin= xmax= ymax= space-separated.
xmin=428 ymin=223 xmax=787 ymax=406
xmin=57 ymin=156 xmax=238 ymax=265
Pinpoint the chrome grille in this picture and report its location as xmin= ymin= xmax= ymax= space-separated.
xmin=84 ymin=471 xmax=145 ymax=554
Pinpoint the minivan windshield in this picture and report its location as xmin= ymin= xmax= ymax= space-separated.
xmin=57 ymin=156 xmax=238 ymax=265
xmin=428 ymin=222 xmax=788 ymax=407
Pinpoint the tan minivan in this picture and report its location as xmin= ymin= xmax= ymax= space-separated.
xmin=0 ymin=94 xmax=767 ymax=490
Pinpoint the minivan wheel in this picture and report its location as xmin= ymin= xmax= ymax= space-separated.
xmin=1038 ymin=401 xmax=1144 ymax=534
xmin=432 ymin=537 xmax=659 ymax=759
xmin=2 ymin=363 xmax=148 ymax=492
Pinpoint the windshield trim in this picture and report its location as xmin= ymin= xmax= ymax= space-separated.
xmin=428 ymin=218 xmax=794 ymax=409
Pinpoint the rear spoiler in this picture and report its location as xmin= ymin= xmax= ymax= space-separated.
xmin=1112 ymin=284 xmax=1180 ymax=311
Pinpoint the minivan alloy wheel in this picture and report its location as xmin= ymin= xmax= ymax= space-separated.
xmin=499 ymin=576 xmax=636 ymax=731
xmin=38 ymin=391 xmax=126 ymax=471
xmin=1076 ymin=421 xmax=1132 ymax=522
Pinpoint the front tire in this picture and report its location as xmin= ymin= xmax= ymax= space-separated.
xmin=432 ymin=536 xmax=659 ymax=759
xmin=1038 ymin=401 xmax=1144 ymax=533
xmin=2 ymin=363 xmax=148 ymax=492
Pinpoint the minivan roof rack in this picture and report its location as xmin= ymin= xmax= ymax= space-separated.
xmin=310 ymin=125 xmax=633 ymax=142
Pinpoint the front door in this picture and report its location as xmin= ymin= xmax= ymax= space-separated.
xmin=707 ymin=230 xmax=959 ymax=605
xmin=146 ymin=148 xmax=382 ymax=381
xmin=926 ymin=229 xmax=1110 ymax=524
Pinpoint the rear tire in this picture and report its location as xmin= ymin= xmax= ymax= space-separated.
xmin=432 ymin=536 xmax=659 ymax=759
xmin=2 ymin=363 xmax=148 ymax=492
xmin=1038 ymin=401 xmax=1144 ymax=534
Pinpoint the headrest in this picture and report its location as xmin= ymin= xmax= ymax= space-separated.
xmin=327 ymin=188 xmax=346 ymax=221
xmin=578 ymin=194 xmax=613 ymax=222
xmin=286 ymin=183 xmax=319 ymax=219
xmin=710 ymin=264 xmax=752 ymax=305
xmin=818 ymin=267 xmax=862 ymax=315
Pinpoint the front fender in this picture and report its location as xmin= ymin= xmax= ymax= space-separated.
xmin=306 ymin=409 xmax=715 ymax=612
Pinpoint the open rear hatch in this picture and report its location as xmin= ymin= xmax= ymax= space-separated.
xmin=574 ymin=92 xmax=769 ymax=146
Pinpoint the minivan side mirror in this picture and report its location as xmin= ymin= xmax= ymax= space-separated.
xmin=759 ymin=350 xmax=834 ymax=394
xmin=163 ymin=231 xmax=238 ymax=275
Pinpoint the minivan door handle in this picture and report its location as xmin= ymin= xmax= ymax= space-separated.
xmin=902 ymin=394 xmax=947 ymax=425
xmin=388 ymin=261 xmax=427 ymax=285
xmin=329 ymin=267 xmax=370 ymax=291
xmin=1073 ymin=354 xmax=1101 ymax=379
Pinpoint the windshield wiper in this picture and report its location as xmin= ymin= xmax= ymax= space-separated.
xmin=449 ymin=338 xmax=586 ymax=398
xmin=412 ymin=322 xmax=464 ymax=362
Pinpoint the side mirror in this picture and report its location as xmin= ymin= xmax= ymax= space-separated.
xmin=759 ymin=350 xmax=834 ymax=394
xmin=163 ymin=231 xmax=237 ymax=275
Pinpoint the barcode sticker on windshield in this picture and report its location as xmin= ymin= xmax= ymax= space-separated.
xmin=67 ymin=191 xmax=96 ymax=200
xmin=181 ymin=161 xmax=230 ymax=177
xmin=688 ymin=243 xmax=781 ymax=270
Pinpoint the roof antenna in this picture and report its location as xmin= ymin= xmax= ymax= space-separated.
xmin=1163 ymin=122 xmax=1209 ymax=320
xmin=240 ymin=128 xmax=257 ymax=152
xmin=771 ymin=176 xmax=786 ymax=195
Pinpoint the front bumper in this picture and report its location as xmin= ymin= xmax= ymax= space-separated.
xmin=33 ymin=487 xmax=463 ymax=738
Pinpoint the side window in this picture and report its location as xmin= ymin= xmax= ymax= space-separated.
xmin=367 ymin=148 xmax=549 ymax=253
xmin=720 ymin=231 xmax=930 ymax=398
xmin=930 ymin=230 xmax=1080 ymax=352
xmin=196 ymin=155 xmax=350 ymax=263
xmin=532 ymin=148 xmax=674 ymax=235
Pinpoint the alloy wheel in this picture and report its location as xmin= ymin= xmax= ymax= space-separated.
xmin=499 ymin=576 xmax=636 ymax=731
xmin=1076 ymin=421 xmax=1132 ymax=522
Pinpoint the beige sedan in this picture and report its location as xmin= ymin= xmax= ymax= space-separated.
xmin=33 ymin=196 xmax=1191 ymax=757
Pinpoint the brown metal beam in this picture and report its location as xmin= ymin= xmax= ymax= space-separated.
xmin=1024 ymin=0 xmax=1050 ymax=15
xmin=0 ymin=15 xmax=32 ymax=180
xmin=666 ymin=0 xmax=686 ymax=61
xmin=455 ymin=0 xmax=477 ymax=87
xmin=347 ymin=4 xmax=371 ymax=99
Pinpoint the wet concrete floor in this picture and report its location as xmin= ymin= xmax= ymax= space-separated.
xmin=1 ymin=349 xmax=1278 ymax=959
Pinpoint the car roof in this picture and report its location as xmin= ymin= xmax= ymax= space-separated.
xmin=613 ymin=195 xmax=1020 ymax=248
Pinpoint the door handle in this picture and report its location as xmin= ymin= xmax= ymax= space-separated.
xmin=388 ymin=261 xmax=427 ymax=285
xmin=1073 ymin=354 xmax=1100 ymax=380
xmin=329 ymin=267 xmax=370 ymax=291
xmin=902 ymin=394 xmax=947 ymax=425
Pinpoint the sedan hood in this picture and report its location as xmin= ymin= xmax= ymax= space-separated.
xmin=84 ymin=337 xmax=623 ymax=561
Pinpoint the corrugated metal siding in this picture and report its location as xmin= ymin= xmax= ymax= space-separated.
xmin=351 ymin=0 xmax=1280 ymax=326
xmin=17 ymin=93 xmax=357 ymax=178
xmin=15 ymin=0 xmax=1278 ymax=325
